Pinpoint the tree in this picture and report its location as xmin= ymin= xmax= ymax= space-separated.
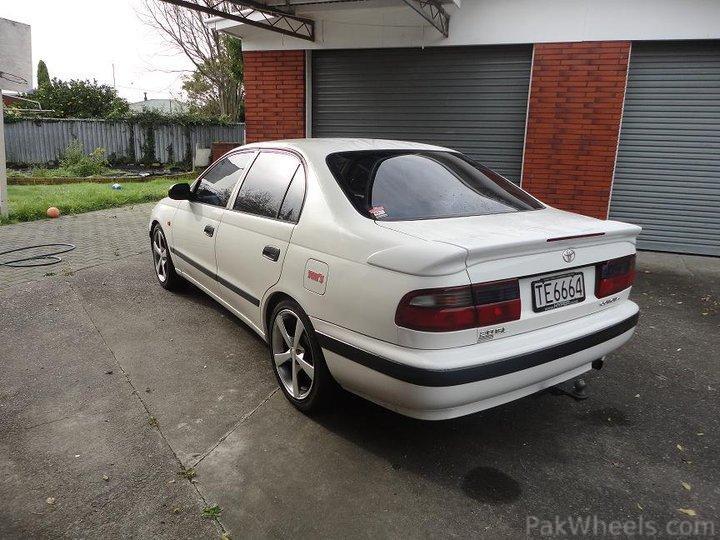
xmin=181 ymin=35 xmax=244 ymax=120
xmin=32 ymin=78 xmax=130 ymax=119
xmin=141 ymin=1 xmax=244 ymax=120
xmin=37 ymin=60 xmax=50 ymax=88
xmin=182 ymin=69 xmax=221 ymax=117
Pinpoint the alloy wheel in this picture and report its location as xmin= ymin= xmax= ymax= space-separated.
xmin=271 ymin=309 xmax=315 ymax=400
xmin=152 ymin=227 xmax=169 ymax=283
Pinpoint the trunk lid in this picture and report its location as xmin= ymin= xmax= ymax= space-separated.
xmin=377 ymin=207 xmax=641 ymax=338
xmin=376 ymin=208 xmax=639 ymax=265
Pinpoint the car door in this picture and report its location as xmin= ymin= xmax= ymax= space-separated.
xmin=171 ymin=151 xmax=256 ymax=294
xmin=215 ymin=150 xmax=306 ymax=328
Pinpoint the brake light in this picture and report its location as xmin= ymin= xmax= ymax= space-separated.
xmin=595 ymin=255 xmax=635 ymax=298
xmin=395 ymin=285 xmax=476 ymax=332
xmin=474 ymin=280 xmax=522 ymax=326
xmin=395 ymin=279 xmax=521 ymax=332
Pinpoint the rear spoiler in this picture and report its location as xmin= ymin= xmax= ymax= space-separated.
xmin=368 ymin=222 xmax=641 ymax=276
xmin=367 ymin=243 xmax=468 ymax=277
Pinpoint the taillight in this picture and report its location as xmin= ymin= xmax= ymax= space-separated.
xmin=395 ymin=285 xmax=477 ymax=332
xmin=395 ymin=279 xmax=521 ymax=332
xmin=474 ymin=280 xmax=521 ymax=326
xmin=595 ymin=255 xmax=635 ymax=298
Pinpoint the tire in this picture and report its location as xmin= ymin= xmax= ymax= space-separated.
xmin=269 ymin=299 xmax=336 ymax=413
xmin=150 ymin=224 xmax=182 ymax=291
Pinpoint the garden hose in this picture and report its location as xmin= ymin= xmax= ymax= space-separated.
xmin=0 ymin=243 xmax=76 ymax=268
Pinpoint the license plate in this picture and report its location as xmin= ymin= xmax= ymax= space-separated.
xmin=532 ymin=272 xmax=585 ymax=312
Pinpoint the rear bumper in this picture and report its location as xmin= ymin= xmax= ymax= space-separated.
xmin=313 ymin=301 xmax=639 ymax=420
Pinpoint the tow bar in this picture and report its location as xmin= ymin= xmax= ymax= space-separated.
xmin=550 ymin=357 xmax=605 ymax=401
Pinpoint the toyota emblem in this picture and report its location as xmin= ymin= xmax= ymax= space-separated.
xmin=562 ymin=249 xmax=576 ymax=263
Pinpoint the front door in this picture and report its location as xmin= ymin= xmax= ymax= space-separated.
xmin=215 ymin=150 xmax=306 ymax=329
xmin=170 ymin=151 xmax=256 ymax=294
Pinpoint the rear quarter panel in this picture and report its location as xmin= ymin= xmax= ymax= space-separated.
xmin=267 ymin=169 xmax=479 ymax=348
xmin=271 ymin=242 xmax=475 ymax=346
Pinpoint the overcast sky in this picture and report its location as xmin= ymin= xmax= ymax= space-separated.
xmin=2 ymin=0 xmax=195 ymax=103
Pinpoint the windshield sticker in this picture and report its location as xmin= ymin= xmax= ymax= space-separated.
xmin=369 ymin=206 xmax=388 ymax=218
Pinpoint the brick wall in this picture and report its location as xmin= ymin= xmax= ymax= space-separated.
xmin=521 ymin=41 xmax=631 ymax=219
xmin=243 ymin=50 xmax=305 ymax=143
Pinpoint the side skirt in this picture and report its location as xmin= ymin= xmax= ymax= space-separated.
xmin=173 ymin=260 xmax=267 ymax=341
xmin=170 ymin=246 xmax=260 ymax=307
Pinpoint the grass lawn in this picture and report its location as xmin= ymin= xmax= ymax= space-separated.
xmin=1 ymin=176 xmax=193 ymax=225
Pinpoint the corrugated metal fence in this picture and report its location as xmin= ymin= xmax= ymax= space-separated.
xmin=5 ymin=118 xmax=245 ymax=165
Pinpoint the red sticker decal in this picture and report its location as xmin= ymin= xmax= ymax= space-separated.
xmin=307 ymin=270 xmax=325 ymax=284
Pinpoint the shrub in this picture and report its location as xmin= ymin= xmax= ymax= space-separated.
xmin=30 ymin=168 xmax=54 ymax=178
xmin=2 ymin=107 xmax=23 ymax=124
xmin=7 ymin=169 xmax=26 ymax=178
xmin=59 ymin=140 xmax=109 ymax=177
xmin=31 ymin=77 xmax=130 ymax=119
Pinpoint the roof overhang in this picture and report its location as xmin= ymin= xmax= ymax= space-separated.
xmin=160 ymin=0 xmax=317 ymax=41
xmin=160 ymin=0 xmax=455 ymax=42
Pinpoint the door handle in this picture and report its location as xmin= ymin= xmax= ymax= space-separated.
xmin=262 ymin=245 xmax=281 ymax=262
xmin=203 ymin=224 xmax=215 ymax=237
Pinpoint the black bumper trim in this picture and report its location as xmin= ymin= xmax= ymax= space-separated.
xmin=170 ymin=247 xmax=260 ymax=307
xmin=317 ymin=312 xmax=639 ymax=387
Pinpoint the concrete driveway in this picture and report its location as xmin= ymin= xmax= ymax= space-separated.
xmin=1 ymin=244 xmax=718 ymax=537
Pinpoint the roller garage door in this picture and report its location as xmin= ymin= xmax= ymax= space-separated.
xmin=610 ymin=41 xmax=720 ymax=256
xmin=311 ymin=46 xmax=532 ymax=182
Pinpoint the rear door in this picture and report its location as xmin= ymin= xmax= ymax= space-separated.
xmin=215 ymin=150 xmax=306 ymax=327
xmin=171 ymin=152 xmax=255 ymax=293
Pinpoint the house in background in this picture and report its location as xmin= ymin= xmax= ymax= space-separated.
xmin=0 ymin=16 xmax=32 ymax=217
xmin=2 ymin=93 xmax=40 ymax=109
xmin=129 ymin=93 xmax=188 ymax=114
xmin=168 ymin=0 xmax=720 ymax=258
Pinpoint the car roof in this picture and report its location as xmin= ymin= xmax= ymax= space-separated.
xmin=241 ymin=138 xmax=455 ymax=156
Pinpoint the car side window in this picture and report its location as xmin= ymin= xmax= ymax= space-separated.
xmin=278 ymin=166 xmax=306 ymax=223
xmin=233 ymin=151 xmax=301 ymax=219
xmin=194 ymin=152 xmax=254 ymax=207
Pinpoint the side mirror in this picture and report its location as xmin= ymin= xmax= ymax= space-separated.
xmin=168 ymin=183 xmax=192 ymax=200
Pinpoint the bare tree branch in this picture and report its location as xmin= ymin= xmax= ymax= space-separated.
xmin=139 ymin=0 xmax=243 ymax=119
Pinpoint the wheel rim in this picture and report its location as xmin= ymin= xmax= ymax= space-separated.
xmin=271 ymin=309 xmax=315 ymax=400
xmin=152 ymin=228 xmax=169 ymax=283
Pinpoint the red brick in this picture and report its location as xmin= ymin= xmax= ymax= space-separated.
xmin=243 ymin=50 xmax=305 ymax=142
xmin=210 ymin=142 xmax=243 ymax=163
xmin=522 ymin=41 xmax=630 ymax=219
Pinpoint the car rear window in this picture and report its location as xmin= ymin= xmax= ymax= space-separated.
xmin=325 ymin=150 xmax=543 ymax=221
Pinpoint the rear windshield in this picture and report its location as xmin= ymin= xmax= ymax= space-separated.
xmin=326 ymin=150 xmax=543 ymax=221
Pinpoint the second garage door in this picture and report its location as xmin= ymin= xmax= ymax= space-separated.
xmin=311 ymin=46 xmax=532 ymax=183
xmin=610 ymin=41 xmax=720 ymax=256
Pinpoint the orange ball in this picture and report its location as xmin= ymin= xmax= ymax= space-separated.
xmin=47 ymin=207 xmax=60 ymax=218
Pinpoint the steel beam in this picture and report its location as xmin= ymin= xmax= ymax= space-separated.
xmin=161 ymin=0 xmax=315 ymax=41
xmin=401 ymin=0 xmax=450 ymax=38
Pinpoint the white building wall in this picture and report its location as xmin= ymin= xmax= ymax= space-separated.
xmin=212 ymin=0 xmax=720 ymax=51
xmin=0 ymin=17 xmax=32 ymax=92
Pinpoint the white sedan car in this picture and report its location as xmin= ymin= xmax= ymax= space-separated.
xmin=149 ymin=139 xmax=640 ymax=420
